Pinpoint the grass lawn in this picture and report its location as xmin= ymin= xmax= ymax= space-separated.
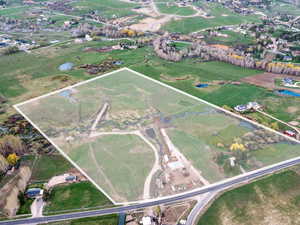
xmin=173 ymin=42 xmax=192 ymax=50
xmin=44 ymin=182 xmax=112 ymax=213
xmin=0 ymin=6 xmax=30 ymax=19
xmin=70 ymin=0 xmax=139 ymax=18
xmin=157 ymin=79 xmax=274 ymax=108
xmin=163 ymin=14 xmax=260 ymax=34
xmin=259 ymin=96 xmax=300 ymax=122
xmin=0 ymin=42 xmax=292 ymax=124
xmin=47 ymin=215 xmax=118 ymax=225
xmin=31 ymin=155 xmax=73 ymax=182
xmin=0 ymin=41 xmax=260 ymax=102
xmin=253 ymin=143 xmax=300 ymax=165
xmin=208 ymin=124 xmax=250 ymax=146
xmin=70 ymin=134 xmax=155 ymax=202
xmin=198 ymin=83 xmax=275 ymax=107
xmin=198 ymin=170 xmax=300 ymax=225
xmin=204 ymin=30 xmax=255 ymax=46
xmin=162 ymin=2 xmax=260 ymax=34
xmin=155 ymin=2 xmax=196 ymax=16
xmin=131 ymin=58 xmax=261 ymax=82
xmin=0 ymin=40 xmax=118 ymax=100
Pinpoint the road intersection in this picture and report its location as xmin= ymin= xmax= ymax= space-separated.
xmin=1 ymin=157 xmax=300 ymax=225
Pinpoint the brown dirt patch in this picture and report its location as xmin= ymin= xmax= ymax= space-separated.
xmin=286 ymin=106 xmax=299 ymax=114
xmin=240 ymin=72 xmax=300 ymax=93
xmin=132 ymin=7 xmax=160 ymax=17
xmin=160 ymin=74 xmax=194 ymax=82
xmin=162 ymin=201 xmax=194 ymax=224
xmin=130 ymin=16 xmax=172 ymax=32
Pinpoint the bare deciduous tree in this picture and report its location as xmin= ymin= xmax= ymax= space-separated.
xmin=0 ymin=135 xmax=25 ymax=157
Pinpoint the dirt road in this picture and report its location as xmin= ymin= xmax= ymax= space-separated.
xmin=160 ymin=128 xmax=210 ymax=186
xmin=89 ymin=130 xmax=160 ymax=200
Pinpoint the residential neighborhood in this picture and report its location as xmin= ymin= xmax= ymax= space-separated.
xmin=0 ymin=0 xmax=300 ymax=225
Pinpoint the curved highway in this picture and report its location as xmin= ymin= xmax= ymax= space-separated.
xmin=1 ymin=157 xmax=300 ymax=225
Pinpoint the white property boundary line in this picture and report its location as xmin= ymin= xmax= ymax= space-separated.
xmin=14 ymin=67 xmax=300 ymax=206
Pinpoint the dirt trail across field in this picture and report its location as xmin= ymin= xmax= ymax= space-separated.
xmin=130 ymin=0 xmax=207 ymax=32
xmin=89 ymin=130 xmax=160 ymax=200
xmin=88 ymin=144 xmax=122 ymax=202
xmin=160 ymin=128 xmax=210 ymax=186
xmin=130 ymin=16 xmax=173 ymax=32
xmin=90 ymin=102 xmax=109 ymax=132
xmin=139 ymin=132 xmax=161 ymax=200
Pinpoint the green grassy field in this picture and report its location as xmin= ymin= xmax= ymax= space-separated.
xmin=0 ymin=40 xmax=294 ymax=129
xmin=44 ymin=182 xmax=113 ymax=213
xmin=70 ymin=0 xmax=139 ymax=18
xmin=169 ymin=129 xmax=225 ymax=182
xmin=211 ymin=124 xmax=249 ymax=142
xmin=2 ymin=39 xmax=297 ymax=126
xmin=259 ymin=96 xmax=300 ymax=122
xmin=20 ymin=68 xmax=297 ymax=202
xmin=252 ymin=143 xmax=300 ymax=165
xmin=70 ymin=134 xmax=155 ymax=202
xmin=155 ymin=2 xmax=197 ymax=16
xmin=0 ymin=6 xmax=30 ymax=19
xmin=0 ymin=41 xmax=260 ymax=100
xmin=204 ymin=30 xmax=255 ymax=46
xmin=133 ymin=59 xmax=261 ymax=82
xmin=162 ymin=15 xmax=260 ymax=34
xmin=25 ymin=69 xmax=297 ymax=190
xmin=47 ymin=215 xmax=118 ymax=225
xmin=198 ymin=169 xmax=300 ymax=225
xmin=166 ymin=102 xmax=300 ymax=178
xmin=162 ymin=3 xmax=260 ymax=34
xmin=0 ymin=40 xmax=118 ymax=99
xmin=31 ymin=155 xmax=73 ymax=181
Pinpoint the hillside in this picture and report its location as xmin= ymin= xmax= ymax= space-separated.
xmin=198 ymin=169 xmax=300 ymax=225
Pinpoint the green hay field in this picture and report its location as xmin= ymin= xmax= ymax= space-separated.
xmin=44 ymin=181 xmax=113 ymax=213
xmin=155 ymin=2 xmax=197 ymax=16
xmin=198 ymin=170 xmax=300 ymax=225
xmin=70 ymin=134 xmax=155 ymax=202
xmin=16 ymin=69 xmax=300 ymax=203
xmin=162 ymin=3 xmax=261 ymax=34
xmin=70 ymin=0 xmax=139 ymax=19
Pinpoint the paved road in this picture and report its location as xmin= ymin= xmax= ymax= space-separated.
xmin=185 ymin=192 xmax=217 ymax=225
xmin=2 ymin=157 xmax=300 ymax=225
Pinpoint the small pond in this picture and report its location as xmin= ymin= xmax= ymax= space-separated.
xmin=196 ymin=83 xmax=209 ymax=88
xmin=276 ymin=89 xmax=300 ymax=97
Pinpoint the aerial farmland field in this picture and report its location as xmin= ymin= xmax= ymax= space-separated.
xmin=154 ymin=1 xmax=197 ymax=16
xmin=15 ymin=68 xmax=300 ymax=204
